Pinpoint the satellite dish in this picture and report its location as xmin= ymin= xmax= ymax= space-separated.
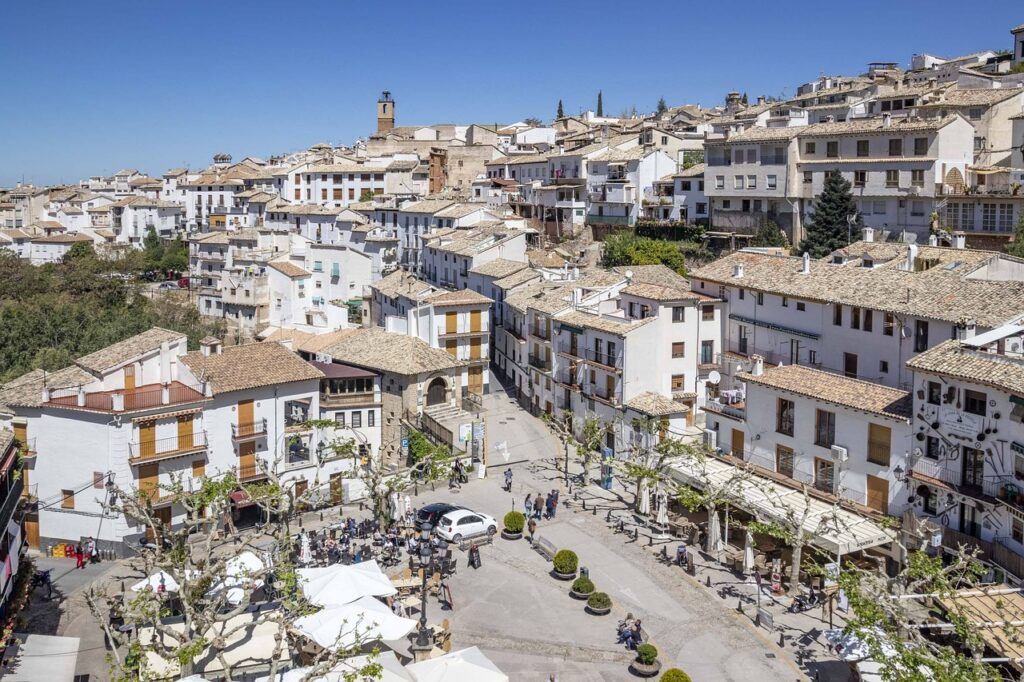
xmin=708 ymin=371 xmax=721 ymax=385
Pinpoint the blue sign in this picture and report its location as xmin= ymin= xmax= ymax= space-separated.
xmin=401 ymin=438 xmax=409 ymax=448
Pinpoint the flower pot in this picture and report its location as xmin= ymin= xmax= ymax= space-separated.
xmin=501 ymin=530 xmax=523 ymax=541
xmin=629 ymin=659 xmax=661 ymax=678
xmin=552 ymin=570 xmax=577 ymax=581
xmin=569 ymin=588 xmax=593 ymax=600
xmin=585 ymin=604 xmax=612 ymax=615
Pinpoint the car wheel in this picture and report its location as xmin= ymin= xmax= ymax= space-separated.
xmin=487 ymin=525 xmax=496 ymax=536
xmin=452 ymin=534 xmax=462 ymax=543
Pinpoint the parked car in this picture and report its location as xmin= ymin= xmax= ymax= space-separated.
xmin=416 ymin=502 xmax=463 ymax=530
xmin=158 ymin=281 xmax=180 ymax=290
xmin=435 ymin=509 xmax=497 ymax=543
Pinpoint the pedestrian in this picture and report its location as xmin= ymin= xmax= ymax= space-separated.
xmin=523 ymin=493 xmax=532 ymax=516
xmin=504 ymin=467 xmax=513 ymax=492
xmin=87 ymin=536 xmax=99 ymax=564
xmin=545 ymin=493 xmax=554 ymax=519
xmin=549 ymin=490 xmax=558 ymax=519
xmin=75 ymin=542 xmax=85 ymax=570
xmin=533 ymin=495 xmax=543 ymax=519
xmin=527 ymin=517 xmax=537 ymax=545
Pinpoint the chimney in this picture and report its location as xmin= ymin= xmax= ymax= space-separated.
xmin=928 ymin=234 xmax=938 ymax=246
xmin=862 ymin=226 xmax=874 ymax=242
xmin=956 ymin=318 xmax=977 ymax=341
xmin=200 ymin=337 xmax=222 ymax=356
xmin=952 ymin=231 xmax=966 ymax=249
xmin=751 ymin=354 xmax=765 ymax=376
xmin=733 ymin=263 xmax=745 ymax=278
xmin=906 ymin=242 xmax=918 ymax=271
xmin=756 ymin=96 xmax=766 ymax=106
xmin=801 ymin=252 xmax=811 ymax=274
xmin=882 ymin=113 xmax=892 ymax=128
xmin=624 ymin=269 xmax=634 ymax=285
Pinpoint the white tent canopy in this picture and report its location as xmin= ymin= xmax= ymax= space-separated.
xmin=669 ymin=455 xmax=895 ymax=555
xmin=255 ymin=651 xmax=412 ymax=682
xmin=298 ymin=560 xmax=397 ymax=607
xmin=208 ymin=551 xmax=267 ymax=605
xmin=131 ymin=571 xmax=180 ymax=594
xmin=406 ymin=646 xmax=508 ymax=682
xmin=293 ymin=596 xmax=416 ymax=650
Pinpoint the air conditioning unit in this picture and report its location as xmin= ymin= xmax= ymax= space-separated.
xmin=1007 ymin=338 xmax=1023 ymax=354
xmin=703 ymin=428 xmax=718 ymax=450
xmin=830 ymin=445 xmax=849 ymax=463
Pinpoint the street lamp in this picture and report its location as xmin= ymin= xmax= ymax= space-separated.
xmin=411 ymin=523 xmax=435 ymax=656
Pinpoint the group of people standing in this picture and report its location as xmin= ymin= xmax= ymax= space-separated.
xmin=523 ymin=490 xmax=559 ymax=520
xmin=74 ymin=536 xmax=99 ymax=569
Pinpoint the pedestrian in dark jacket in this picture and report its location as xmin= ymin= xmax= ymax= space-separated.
xmin=527 ymin=517 xmax=538 ymax=544
xmin=533 ymin=495 xmax=543 ymax=519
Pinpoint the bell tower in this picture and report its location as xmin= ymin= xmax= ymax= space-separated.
xmin=377 ymin=90 xmax=395 ymax=134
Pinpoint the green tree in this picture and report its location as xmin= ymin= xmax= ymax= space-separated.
xmin=798 ymin=171 xmax=861 ymax=258
xmin=524 ymin=117 xmax=543 ymax=127
xmin=750 ymin=221 xmax=789 ymax=248
xmin=741 ymin=92 xmax=748 ymax=106
xmin=656 ymin=96 xmax=667 ymax=116
xmin=601 ymin=232 xmax=688 ymax=274
xmin=359 ymin=190 xmax=374 ymax=202
xmin=160 ymin=235 xmax=188 ymax=273
xmin=63 ymin=240 xmax=95 ymax=263
xmin=1007 ymin=211 xmax=1024 ymax=258
xmin=596 ymin=90 xmax=603 ymax=117
xmin=142 ymin=226 xmax=165 ymax=271
xmin=556 ymin=99 xmax=564 ymax=119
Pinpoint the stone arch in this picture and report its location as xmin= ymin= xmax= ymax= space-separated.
xmin=426 ymin=377 xmax=448 ymax=407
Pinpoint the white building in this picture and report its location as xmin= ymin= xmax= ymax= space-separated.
xmin=421 ymin=224 xmax=529 ymax=291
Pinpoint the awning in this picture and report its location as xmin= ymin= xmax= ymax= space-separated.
xmin=230 ymin=490 xmax=255 ymax=508
xmin=1012 ymin=441 xmax=1024 ymax=456
xmin=729 ymin=313 xmax=820 ymax=340
xmin=669 ymin=455 xmax=895 ymax=555
xmin=558 ymin=323 xmax=584 ymax=335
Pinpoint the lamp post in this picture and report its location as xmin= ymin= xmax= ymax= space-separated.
xmin=410 ymin=523 xmax=435 ymax=661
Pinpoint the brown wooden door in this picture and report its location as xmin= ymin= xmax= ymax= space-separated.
xmin=329 ymin=472 xmax=343 ymax=505
xmin=13 ymin=423 xmax=26 ymax=449
xmin=177 ymin=415 xmax=194 ymax=451
xmin=605 ymin=375 xmax=615 ymax=402
xmin=470 ymin=310 xmax=481 ymax=332
xmin=468 ymin=366 xmax=483 ymax=395
xmin=23 ymin=512 xmax=39 ymax=549
xmin=239 ymin=441 xmax=256 ymax=479
xmin=192 ymin=459 xmax=205 ymax=479
xmin=294 ymin=479 xmax=308 ymax=509
xmin=124 ymin=365 xmax=136 ymax=391
xmin=470 ymin=337 xmax=482 ymax=360
xmin=139 ymin=463 xmax=159 ymax=503
xmin=146 ymin=507 xmax=172 ymax=543
xmin=866 ymin=475 xmax=889 ymax=514
xmin=238 ymin=399 xmax=254 ymax=433
xmin=446 ymin=311 xmax=457 ymax=334
xmin=139 ymin=421 xmax=156 ymax=459
xmin=659 ymin=417 xmax=669 ymax=440
xmin=731 ymin=429 xmax=744 ymax=457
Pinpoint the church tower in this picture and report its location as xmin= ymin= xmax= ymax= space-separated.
xmin=377 ymin=91 xmax=395 ymax=134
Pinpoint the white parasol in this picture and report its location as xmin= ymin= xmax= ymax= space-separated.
xmin=406 ymin=646 xmax=509 ymax=682
xmin=131 ymin=571 xmax=179 ymax=594
xmin=655 ymin=485 xmax=669 ymax=527
xmin=300 ymin=533 xmax=313 ymax=566
xmin=742 ymin=527 xmax=755 ymax=574
xmin=254 ymin=651 xmax=412 ymax=682
xmin=297 ymin=560 xmax=397 ymax=607
xmin=638 ymin=481 xmax=650 ymax=516
xmin=293 ymin=595 xmax=416 ymax=650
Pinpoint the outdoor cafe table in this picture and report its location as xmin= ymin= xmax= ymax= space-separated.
xmin=390 ymin=577 xmax=421 ymax=591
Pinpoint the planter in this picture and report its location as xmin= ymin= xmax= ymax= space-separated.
xmin=629 ymin=659 xmax=661 ymax=678
xmin=585 ymin=604 xmax=612 ymax=616
xmin=500 ymin=530 xmax=523 ymax=541
xmin=569 ymin=588 xmax=594 ymax=600
xmin=552 ymin=570 xmax=577 ymax=581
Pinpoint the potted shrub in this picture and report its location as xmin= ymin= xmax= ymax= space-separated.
xmin=630 ymin=643 xmax=661 ymax=678
xmin=551 ymin=549 xmax=578 ymax=580
xmin=570 ymin=575 xmax=595 ymax=600
xmin=585 ymin=591 xmax=612 ymax=615
xmin=660 ymin=669 xmax=691 ymax=682
xmin=501 ymin=511 xmax=525 ymax=540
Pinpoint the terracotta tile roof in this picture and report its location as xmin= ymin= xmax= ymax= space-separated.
xmin=428 ymin=288 xmax=493 ymax=306
xmin=691 ymin=251 xmax=1024 ymax=328
xmin=399 ymin=199 xmax=457 ymax=214
xmin=798 ymin=114 xmax=962 ymax=137
xmin=319 ymin=327 xmax=463 ymax=375
xmin=182 ymin=342 xmax=323 ymax=394
xmin=555 ymin=309 xmax=655 ymax=336
xmin=267 ymin=260 xmax=311 ymax=278
xmin=625 ymin=391 xmax=689 ymax=417
xmin=907 ymin=339 xmax=1024 ymax=395
xmin=615 ymin=264 xmax=690 ymax=290
xmin=743 ymin=364 xmax=912 ymax=421
xmin=434 ymin=203 xmax=487 ymax=219
xmin=31 ymin=232 xmax=92 ymax=244
xmin=0 ymin=366 xmax=95 ymax=409
xmin=676 ymin=163 xmax=705 ymax=178
xmin=76 ymin=328 xmax=184 ymax=372
xmin=620 ymin=283 xmax=697 ymax=301
xmin=917 ymin=88 xmax=1024 ymax=107
xmin=492 ymin=268 xmax=541 ymax=291
xmin=484 ymin=153 xmax=549 ymax=167
xmin=469 ymin=258 xmax=529 ymax=279
xmin=711 ymin=127 xmax=803 ymax=144
xmin=425 ymin=225 xmax=519 ymax=257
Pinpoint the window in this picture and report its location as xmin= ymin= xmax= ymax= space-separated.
xmin=776 ymin=398 xmax=795 ymax=436
xmin=911 ymin=170 xmax=924 ymax=188
xmin=924 ymin=435 xmax=941 ymax=461
xmin=814 ymin=458 xmax=835 ymax=493
xmin=1000 ymin=204 xmax=1014 ymax=232
xmin=671 ymin=342 xmax=685 ymax=358
xmin=805 ymin=142 xmax=816 ymax=154
xmin=796 ymin=301 xmax=806 ymax=311
xmin=911 ymin=200 xmax=924 ymax=217
xmin=826 ymin=141 xmax=838 ymax=158
xmin=926 ymin=381 xmax=942 ymax=406
xmin=968 ymin=108 xmax=983 ymax=121
xmin=701 ymin=305 xmax=714 ymax=321
xmin=368 ymin=410 xmax=375 ymax=427
xmin=888 ymin=139 xmax=903 ymax=156
xmin=851 ymin=306 xmax=861 ymax=330
xmin=1014 ymin=517 xmax=1024 ymax=545
xmin=885 ymin=170 xmax=899 ymax=188
xmin=781 ymin=296 xmax=789 ymax=307
xmin=854 ymin=170 xmax=866 ymax=188
xmin=776 ymin=445 xmax=795 ymax=478
xmin=815 ymin=409 xmax=836 ymax=447
xmin=747 ymin=175 xmax=756 ymax=189
xmin=884 ymin=311 xmax=895 ymax=336
xmin=873 ymin=200 xmax=886 ymax=215
xmin=351 ymin=411 xmax=362 ymax=428
xmin=701 ymin=340 xmax=714 ymax=364
xmin=964 ymin=389 xmax=987 ymax=417
xmin=335 ymin=412 xmax=346 ymax=427
xmin=856 ymin=140 xmax=869 ymax=157
xmin=681 ymin=180 xmax=691 ymax=191
xmin=982 ymin=203 xmax=997 ymax=231
xmin=671 ymin=374 xmax=685 ymax=390
xmin=767 ymin=175 xmax=777 ymax=190
xmin=722 ymin=200 xmax=731 ymax=209
xmin=879 ymin=360 xmax=888 ymax=373
xmin=867 ymin=423 xmax=891 ymax=466
xmin=62 ymin=489 xmax=75 ymax=509
xmin=914 ymin=320 xmax=929 ymax=353
xmin=914 ymin=137 xmax=928 ymax=156
xmin=738 ymin=289 xmax=745 ymax=300
xmin=863 ymin=310 xmax=873 ymax=332
xmin=803 ymin=171 xmax=812 ymax=184
xmin=746 ymin=149 xmax=757 ymax=164
xmin=734 ymin=175 xmax=744 ymax=190
xmin=672 ymin=306 xmax=685 ymax=323
xmin=715 ymin=176 xmax=725 ymax=190
xmin=833 ymin=304 xmax=843 ymax=326
xmin=733 ymin=149 xmax=744 ymax=164
xmin=756 ymin=292 xmax=764 ymax=305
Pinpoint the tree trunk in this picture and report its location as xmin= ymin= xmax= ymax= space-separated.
xmin=788 ymin=537 xmax=804 ymax=595
xmin=704 ymin=504 xmax=717 ymax=554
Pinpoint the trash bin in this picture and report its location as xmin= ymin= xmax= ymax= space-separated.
xmin=580 ymin=566 xmax=589 ymax=579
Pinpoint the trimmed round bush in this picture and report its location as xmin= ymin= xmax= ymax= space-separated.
xmin=552 ymin=549 xmax=578 ymax=575
xmin=503 ymin=511 xmax=525 ymax=533
xmin=660 ymin=669 xmax=692 ymax=682
xmin=587 ymin=591 xmax=612 ymax=610
xmin=571 ymin=575 xmax=594 ymax=594
xmin=636 ymin=644 xmax=658 ymax=665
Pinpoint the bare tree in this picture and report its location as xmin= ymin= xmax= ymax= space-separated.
xmin=540 ymin=411 xmax=603 ymax=485
xmin=673 ymin=444 xmax=757 ymax=553
xmin=617 ymin=417 xmax=691 ymax=519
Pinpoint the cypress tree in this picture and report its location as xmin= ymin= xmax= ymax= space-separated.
xmin=798 ymin=171 xmax=862 ymax=258
xmin=656 ymin=96 xmax=667 ymax=116
xmin=557 ymin=99 xmax=564 ymax=119
xmin=596 ymin=91 xmax=604 ymax=117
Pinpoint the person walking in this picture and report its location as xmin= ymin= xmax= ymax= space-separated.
xmin=75 ymin=542 xmax=86 ymax=570
xmin=87 ymin=537 xmax=99 ymax=564
xmin=527 ymin=517 xmax=538 ymax=545
xmin=533 ymin=494 xmax=543 ymax=520
xmin=544 ymin=493 xmax=554 ymax=519
xmin=549 ymin=490 xmax=559 ymax=519
xmin=523 ymin=493 xmax=532 ymax=517
xmin=504 ymin=467 xmax=513 ymax=492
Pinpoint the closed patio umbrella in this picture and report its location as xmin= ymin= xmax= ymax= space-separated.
xmin=706 ymin=509 xmax=723 ymax=553
xmin=655 ymin=486 xmax=669 ymax=527
xmin=742 ymin=528 xmax=755 ymax=574
xmin=300 ymin=533 xmax=313 ymax=566
xmin=637 ymin=481 xmax=650 ymax=516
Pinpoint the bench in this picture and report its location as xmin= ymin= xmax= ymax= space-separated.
xmin=534 ymin=536 xmax=558 ymax=561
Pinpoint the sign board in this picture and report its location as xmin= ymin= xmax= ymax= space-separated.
xmin=459 ymin=423 xmax=472 ymax=444
xmin=931 ymin=531 xmax=943 ymax=548
xmin=757 ymin=608 xmax=774 ymax=631
xmin=940 ymin=408 xmax=980 ymax=438
xmin=824 ymin=562 xmax=839 ymax=588
xmin=473 ymin=422 xmax=485 ymax=440
xmin=401 ymin=437 xmax=409 ymax=458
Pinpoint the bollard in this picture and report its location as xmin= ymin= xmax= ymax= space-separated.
xmin=660 ymin=545 xmax=668 ymax=560
xmin=582 ymin=498 xmax=587 ymax=511
xmin=298 ymin=516 xmax=303 ymax=529
xmin=633 ymin=527 xmax=639 ymax=541
xmin=648 ymin=534 xmax=653 ymax=546
xmin=737 ymin=599 xmax=744 ymax=614
xmin=755 ymin=612 xmax=761 ymax=627
xmin=706 ymin=575 xmax=711 ymax=587
xmin=320 ymin=512 xmax=324 ymax=522
xmin=606 ymin=510 xmax=612 ymax=522
xmin=120 ymin=581 xmax=125 ymax=593
xmin=778 ymin=632 xmax=785 ymax=647
xmin=592 ymin=506 xmax=597 ymax=516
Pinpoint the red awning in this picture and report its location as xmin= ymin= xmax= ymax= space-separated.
xmin=230 ymin=490 xmax=255 ymax=508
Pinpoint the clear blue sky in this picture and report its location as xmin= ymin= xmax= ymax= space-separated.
xmin=1 ymin=0 xmax=1020 ymax=186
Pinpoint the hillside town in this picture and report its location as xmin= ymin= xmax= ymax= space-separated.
xmin=2 ymin=17 xmax=1024 ymax=682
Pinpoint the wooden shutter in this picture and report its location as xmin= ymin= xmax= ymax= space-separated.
xmin=866 ymin=475 xmax=889 ymax=514
xmin=177 ymin=415 xmax=194 ymax=451
xmin=446 ymin=311 xmax=457 ymax=334
xmin=138 ymin=463 xmax=158 ymax=503
xmin=139 ymin=421 xmax=156 ymax=459
xmin=867 ymin=423 xmax=891 ymax=466
xmin=470 ymin=310 xmax=482 ymax=332
xmin=124 ymin=365 xmax=135 ymax=391
xmin=238 ymin=399 xmax=255 ymax=430
xmin=731 ymin=429 xmax=744 ymax=457
xmin=13 ymin=423 xmax=26 ymax=448
xmin=192 ymin=459 xmax=205 ymax=479
xmin=470 ymin=337 xmax=481 ymax=359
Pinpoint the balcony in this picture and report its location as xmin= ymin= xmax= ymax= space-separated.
xmin=233 ymin=248 xmax=272 ymax=261
xmin=554 ymin=368 xmax=582 ymax=389
xmin=505 ymin=326 xmax=526 ymax=343
xmin=48 ymin=381 xmax=207 ymax=413
xmin=585 ymin=384 xmax=620 ymax=407
xmin=232 ymin=419 xmax=267 ymax=441
xmin=583 ymin=348 xmax=622 ymax=371
xmin=16 ymin=438 xmax=36 ymax=460
xmin=556 ymin=342 xmax=582 ymax=359
xmin=0 ymin=470 xmax=23 ymax=526
xmin=585 ymin=215 xmax=631 ymax=226
xmin=320 ymin=391 xmax=377 ymax=408
xmin=529 ymin=326 xmax=550 ymax=341
xmin=528 ymin=354 xmax=552 ymax=372
xmin=129 ymin=431 xmax=208 ymax=464
xmin=439 ymin=327 xmax=487 ymax=339
xmin=703 ymin=398 xmax=746 ymax=420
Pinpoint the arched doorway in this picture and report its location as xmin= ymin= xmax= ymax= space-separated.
xmin=426 ymin=377 xmax=447 ymax=407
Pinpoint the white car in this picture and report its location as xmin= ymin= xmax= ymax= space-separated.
xmin=434 ymin=509 xmax=497 ymax=543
